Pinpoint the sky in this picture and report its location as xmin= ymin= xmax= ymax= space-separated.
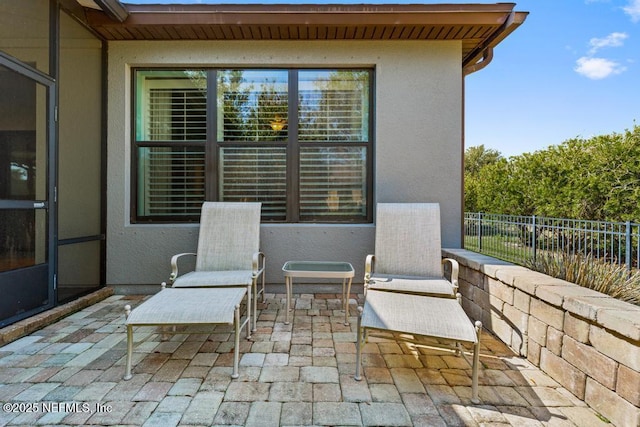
xmin=128 ymin=0 xmax=640 ymax=158
xmin=463 ymin=0 xmax=640 ymax=157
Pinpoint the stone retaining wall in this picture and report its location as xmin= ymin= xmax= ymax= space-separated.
xmin=443 ymin=248 xmax=640 ymax=427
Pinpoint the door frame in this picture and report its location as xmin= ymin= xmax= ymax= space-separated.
xmin=0 ymin=51 xmax=57 ymax=327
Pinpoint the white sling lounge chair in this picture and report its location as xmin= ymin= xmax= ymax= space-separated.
xmin=355 ymin=203 xmax=482 ymax=403
xmin=365 ymin=203 xmax=458 ymax=297
xmin=169 ymin=202 xmax=265 ymax=335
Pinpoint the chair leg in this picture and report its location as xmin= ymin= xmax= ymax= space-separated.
xmin=124 ymin=325 xmax=134 ymax=380
xmin=232 ymin=304 xmax=240 ymax=379
xmin=245 ymin=285 xmax=252 ymax=339
xmin=253 ymin=279 xmax=259 ymax=332
xmin=124 ymin=305 xmax=133 ymax=380
xmin=354 ymin=306 xmax=364 ymax=381
xmin=471 ymin=320 xmax=483 ymax=404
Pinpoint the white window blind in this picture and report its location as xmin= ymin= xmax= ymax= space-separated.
xmin=219 ymin=147 xmax=287 ymax=220
xmin=147 ymin=88 xmax=206 ymax=141
xmin=138 ymin=147 xmax=205 ymax=216
xmin=299 ymin=147 xmax=366 ymax=218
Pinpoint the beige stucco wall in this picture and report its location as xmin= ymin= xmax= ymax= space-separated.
xmin=106 ymin=40 xmax=463 ymax=286
xmin=57 ymin=11 xmax=102 ymax=287
xmin=0 ymin=0 xmax=50 ymax=75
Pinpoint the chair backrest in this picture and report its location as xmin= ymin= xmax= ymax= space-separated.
xmin=374 ymin=203 xmax=442 ymax=277
xmin=195 ymin=202 xmax=261 ymax=272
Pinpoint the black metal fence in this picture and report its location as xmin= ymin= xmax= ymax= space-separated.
xmin=464 ymin=213 xmax=640 ymax=271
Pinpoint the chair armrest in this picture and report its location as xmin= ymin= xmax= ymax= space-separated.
xmin=169 ymin=252 xmax=196 ymax=284
xmin=364 ymin=254 xmax=375 ymax=283
xmin=442 ymin=257 xmax=459 ymax=293
xmin=252 ymin=251 xmax=266 ymax=278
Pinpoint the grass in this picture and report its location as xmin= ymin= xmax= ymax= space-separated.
xmin=465 ymin=233 xmax=640 ymax=306
xmin=524 ymin=252 xmax=640 ymax=306
xmin=464 ymin=235 xmax=534 ymax=265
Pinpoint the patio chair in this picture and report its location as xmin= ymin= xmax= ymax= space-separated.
xmin=365 ymin=203 xmax=458 ymax=297
xmin=356 ymin=203 xmax=482 ymax=402
xmin=169 ymin=202 xmax=265 ymax=335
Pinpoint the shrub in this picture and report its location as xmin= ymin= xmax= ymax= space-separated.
xmin=524 ymin=252 xmax=640 ymax=306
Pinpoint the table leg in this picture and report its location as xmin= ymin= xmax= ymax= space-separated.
xmin=285 ymin=276 xmax=291 ymax=325
xmin=344 ymin=277 xmax=353 ymax=325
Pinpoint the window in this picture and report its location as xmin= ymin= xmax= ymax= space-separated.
xmin=133 ymin=68 xmax=372 ymax=223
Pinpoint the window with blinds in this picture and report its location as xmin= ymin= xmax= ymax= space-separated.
xmin=136 ymin=70 xmax=207 ymax=142
xmin=296 ymin=70 xmax=369 ymax=220
xmin=135 ymin=70 xmax=206 ymax=219
xmin=133 ymin=68 xmax=372 ymax=223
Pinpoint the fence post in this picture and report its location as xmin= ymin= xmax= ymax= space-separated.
xmin=626 ymin=221 xmax=632 ymax=272
xmin=478 ymin=212 xmax=483 ymax=252
xmin=532 ymin=215 xmax=537 ymax=262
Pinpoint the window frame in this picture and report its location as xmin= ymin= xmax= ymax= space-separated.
xmin=131 ymin=67 xmax=374 ymax=224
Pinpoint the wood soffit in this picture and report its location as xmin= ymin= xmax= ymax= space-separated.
xmin=68 ymin=2 xmax=528 ymax=67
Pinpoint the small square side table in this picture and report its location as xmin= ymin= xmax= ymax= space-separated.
xmin=282 ymin=261 xmax=355 ymax=325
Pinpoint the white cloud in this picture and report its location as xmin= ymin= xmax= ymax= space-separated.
xmin=574 ymin=57 xmax=627 ymax=79
xmin=623 ymin=0 xmax=640 ymax=22
xmin=588 ymin=32 xmax=628 ymax=54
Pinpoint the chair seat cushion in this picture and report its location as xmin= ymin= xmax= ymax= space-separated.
xmin=126 ymin=288 xmax=247 ymax=325
xmin=172 ymin=270 xmax=254 ymax=287
xmin=367 ymin=274 xmax=455 ymax=297
xmin=361 ymin=290 xmax=477 ymax=343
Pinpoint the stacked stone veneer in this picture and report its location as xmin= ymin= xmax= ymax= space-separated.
xmin=443 ymin=248 xmax=640 ymax=427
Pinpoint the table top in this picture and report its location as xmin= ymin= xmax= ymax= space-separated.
xmin=126 ymin=287 xmax=246 ymax=326
xmin=282 ymin=261 xmax=355 ymax=278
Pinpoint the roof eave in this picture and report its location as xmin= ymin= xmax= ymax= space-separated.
xmin=462 ymin=10 xmax=527 ymax=68
xmin=94 ymin=0 xmax=129 ymax=22
xmin=71 ymin=2 xmax=528 ymax=71
xmin=102 ymin=3 xmax=521 ymax=26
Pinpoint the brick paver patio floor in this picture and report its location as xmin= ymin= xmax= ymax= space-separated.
xmin=0 ymin=292 xmax=611 ymax=426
